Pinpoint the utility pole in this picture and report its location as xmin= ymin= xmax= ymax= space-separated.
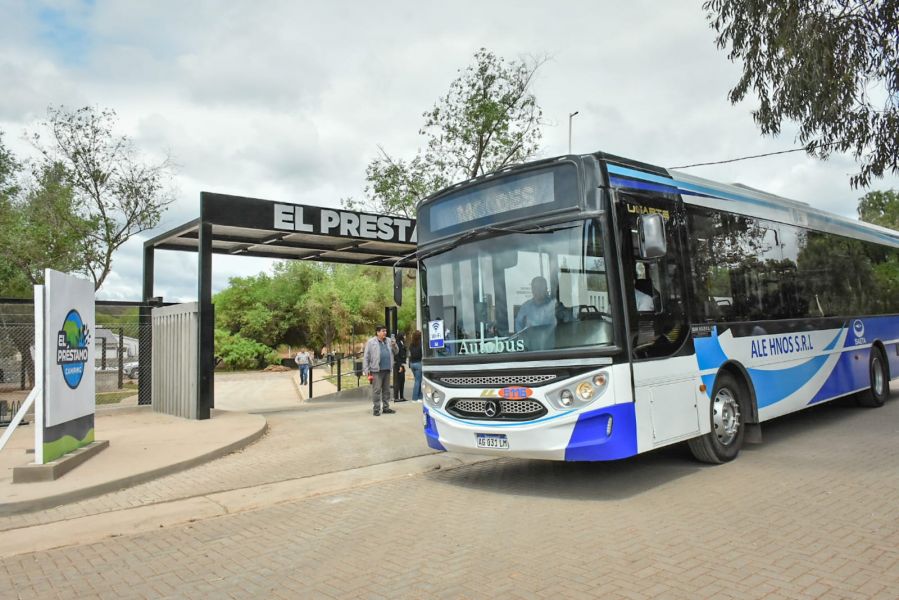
xmin=568 ymin=111 xmax=579 ymax=154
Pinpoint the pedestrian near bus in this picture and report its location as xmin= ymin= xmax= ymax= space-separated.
xmin=295 ymin=349 xmax=311 ymax=385
xmin=393 ymin=332 xmax=407 ymax=402
xmin=363 ymin=325 xmax=397 ymax=416
xmin=409 ymin=330 xmax=423 ymax=403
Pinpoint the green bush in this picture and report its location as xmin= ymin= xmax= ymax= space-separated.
xmin=214 ymin=329 xmax=278 ymax=370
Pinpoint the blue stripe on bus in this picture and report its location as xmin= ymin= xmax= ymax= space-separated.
xmin=749 ymin=329 xmax=843 ymax=408
xmin=693 ymin=325 xmax=844 ymax=407
xmin=608 ymin=175 xmax=679 ymax=195
xmin=809 ymin=348 xmax=871 ymax=404
xmin=564 ymin=402 xmax=638 ymax=461
xmin=423 ymin=407 xmax=446 ymax=451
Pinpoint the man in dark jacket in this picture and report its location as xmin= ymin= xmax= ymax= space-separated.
xmin=392 ymin=332 xmax=407 ymax=402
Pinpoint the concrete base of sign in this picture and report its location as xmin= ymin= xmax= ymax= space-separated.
xmin=12 ymin=441 xmax=109 ymax=484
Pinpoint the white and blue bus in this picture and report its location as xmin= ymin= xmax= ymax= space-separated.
xmin=413 ymin=152 xmax=899 ymax=463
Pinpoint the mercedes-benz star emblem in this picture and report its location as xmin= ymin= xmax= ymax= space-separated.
xmin=484 ymin=400 xmax=498 ymax=418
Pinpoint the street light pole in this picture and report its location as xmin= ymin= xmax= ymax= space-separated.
xmin=568 ymin=111 xmax=579 ymax=154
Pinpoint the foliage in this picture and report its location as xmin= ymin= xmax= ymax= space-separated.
xmin=0 ymin=131 xmax=20 ymax=201
xmin=0 ymin=133 xmax=29 ymax=297
xmin=396 ymin=277 xmax=417 ymax=334
xmin=213 ymin=262 xmax=406 ymax=358
xmin=0 ymin=162 xmax=94 ymax=289
xmin=301 ymin=265 xmax=391 ymax=352
xmin=214 ymin=262 xmax=323 ymax=348
xmin=705 ymin=0 xmax=899 ymax=187
xmin=31 ymin=106 xmax=175 ymax=290
xmin=857 ymin=189 xmax=899 ymax=230
xmin=214 ymin=329 xmax=279 ymax=371
xmin=348 ymin=48 xmax=545 ymax=217
xmin=422 ymin=48 xmax=545 ymax=182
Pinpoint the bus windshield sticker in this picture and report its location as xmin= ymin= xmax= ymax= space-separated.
xmin=428 ymin=320 xmax=445 ymax=349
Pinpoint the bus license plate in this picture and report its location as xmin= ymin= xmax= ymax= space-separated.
xmin=476 ymin=433 xmax=509 ymax=449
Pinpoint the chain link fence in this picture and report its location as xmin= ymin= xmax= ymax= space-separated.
xmin=0 ymin=300 xmax=153 ymax=424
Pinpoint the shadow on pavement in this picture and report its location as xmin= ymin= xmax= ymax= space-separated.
xmin=431 ymin=390 xmax=899 ymax=502
xmin=431 ymin=444 xmax=701 ymax=502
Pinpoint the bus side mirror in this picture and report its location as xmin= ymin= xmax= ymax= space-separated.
xmin=393 ymin=268 xmax=403 ymax=306
xmin=638 ymin=214 xmax=667 ymax=259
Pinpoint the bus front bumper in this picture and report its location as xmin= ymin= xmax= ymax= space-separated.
xmin=422 ymin=403 xmax=638 ymax=462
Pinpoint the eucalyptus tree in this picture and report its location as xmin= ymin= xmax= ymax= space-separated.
xmin=705 ymin=0 xmax=899 ymax=187
xmin=31 ymin=106 xmax=175 ymax=290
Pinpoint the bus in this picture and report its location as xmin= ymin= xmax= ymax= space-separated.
xmin=412 ymin=152 xmax=899 ymax=463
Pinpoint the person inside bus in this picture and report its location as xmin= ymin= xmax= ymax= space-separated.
xmin=515 ymin=276 xmax=557 ymax=330
xmin=514 ymin=276 xmax=561 ymax=350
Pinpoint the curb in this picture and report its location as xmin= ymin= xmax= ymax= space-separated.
xmin=0 ymin=451 xmax=494 ymax=558
xmin=0 ymin=417 xmax=269 ymax=517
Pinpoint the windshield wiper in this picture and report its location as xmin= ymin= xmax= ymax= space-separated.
xmin=412 ymin=224 xmax=579 ymax=263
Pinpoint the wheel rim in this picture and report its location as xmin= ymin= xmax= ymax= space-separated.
xmin=713 ymin=387 xmax=741 ymax=446
xmin=873 ymin=356 xmax=884 ymax=397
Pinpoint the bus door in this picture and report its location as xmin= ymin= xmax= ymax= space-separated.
xmin=615 ymin=190 xmax=702 ymax=447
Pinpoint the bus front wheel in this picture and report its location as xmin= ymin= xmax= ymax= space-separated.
xmin=858 ymin=347 xmax=890 ymax=408
xmin=688 ymin=372 xmax=746 ymax=464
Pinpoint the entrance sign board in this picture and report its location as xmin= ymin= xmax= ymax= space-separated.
xmin=274 ymin=204 xmax=417 ymax=243
xmin=198 ymin=192 xmax=417 ymax=245
xmin=37 ymin=270 xmax=96 ymax=463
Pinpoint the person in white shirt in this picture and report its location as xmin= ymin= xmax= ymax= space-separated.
xmin=515 ymin=276 xmax=557 ymax=331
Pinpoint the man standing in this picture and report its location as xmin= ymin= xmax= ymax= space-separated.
xmin=295 ymin=349 xmax=311 ymax=385
xmin=363 ymin=325 xmax=396 ymax=416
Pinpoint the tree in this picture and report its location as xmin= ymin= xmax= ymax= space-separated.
xmin=31 ymin=106 xmax=174 ymax=290
xmin=350 ymin=48 xmax=546 ymax=216
xmin=858 ymin=189 xmax=899 ymax=230
xmin=0 ymin=132 xmax=28 ymax=297
xmin=0 ymin=162 xmax=94 ymax=288
xmin=705 ymin=1 xmax=899 ymax=187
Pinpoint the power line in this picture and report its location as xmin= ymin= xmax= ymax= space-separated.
xmin=670 ymin=142 xmax=839 ymax=169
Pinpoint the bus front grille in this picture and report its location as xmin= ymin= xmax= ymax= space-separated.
xmin=436 ymin=374 xmax=557 ymax=387
xmin=447 ymin=398 xmax=547 ymax=421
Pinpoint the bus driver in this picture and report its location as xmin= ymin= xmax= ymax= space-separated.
xmin=515 ymin=276 xmax=557 ymax=331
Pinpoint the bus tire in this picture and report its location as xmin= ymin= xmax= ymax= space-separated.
xmin=858 ymin=346 xmax=890 ymax=408
xmin=688 ymin=372 xmax=746 ymax=464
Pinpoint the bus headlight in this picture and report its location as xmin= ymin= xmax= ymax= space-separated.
xmin=576 ymin=382 xmax=594 ymax=400
xmin=548 ymin=371 xmax=610 ymax=410
xmin=423 ymin=383 xmax=445 ymax=407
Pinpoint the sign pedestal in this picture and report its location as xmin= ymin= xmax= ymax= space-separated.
xmin=12 ymin=440 xmax=109 ymax=483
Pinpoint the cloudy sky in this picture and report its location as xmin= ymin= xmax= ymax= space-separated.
xmin=2 ymin=1 xmax=896 ymax=302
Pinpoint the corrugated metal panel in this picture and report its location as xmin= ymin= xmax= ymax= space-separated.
xmin=151 ymin=303 xmax=198 ymax=419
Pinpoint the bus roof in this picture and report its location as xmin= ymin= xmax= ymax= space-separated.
xmin=602 ymin=154 xmax=899 ymax=249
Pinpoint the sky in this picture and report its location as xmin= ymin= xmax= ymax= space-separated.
xmin=1 ymin=0 xmax=896 ymax=302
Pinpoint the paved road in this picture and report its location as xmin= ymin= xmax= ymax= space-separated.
xmin=2 ymin=394 xmax=898 ymax=598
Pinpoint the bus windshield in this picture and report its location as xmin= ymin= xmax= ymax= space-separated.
xmin=420 ymin=219 xmax=615 ymax=360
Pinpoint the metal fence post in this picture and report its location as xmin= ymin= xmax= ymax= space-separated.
xmin=336 ymin=355 xmax=342 ymax=392
xmin=118 ymin=327 xmax=124 ymax=389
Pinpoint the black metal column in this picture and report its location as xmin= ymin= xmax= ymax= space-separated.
xmin=138 ymin=244 xmax=154 ymax=406
xmin=197 ymin=203 xmax=214 ymax=420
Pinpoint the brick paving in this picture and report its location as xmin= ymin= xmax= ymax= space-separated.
xmin=1 ymin=393 xmax=897 ymax=598
xmin=0 ymin=400 xmax=431 ymax=531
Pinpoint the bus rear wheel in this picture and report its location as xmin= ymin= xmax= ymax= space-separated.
xmin=858 ymin=347 xmax=890 ymax=408
xmin=688 ymin=372 xmax=746 ymax=464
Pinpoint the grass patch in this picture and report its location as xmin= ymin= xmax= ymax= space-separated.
xmin=97 ymin=382 xmax=138 ymax=405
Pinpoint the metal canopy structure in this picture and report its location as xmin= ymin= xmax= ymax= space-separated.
xmin=147 ymin=192 xmax=417 ymax=265
xmin=140 ymin=192 xmax=417 ymax=419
